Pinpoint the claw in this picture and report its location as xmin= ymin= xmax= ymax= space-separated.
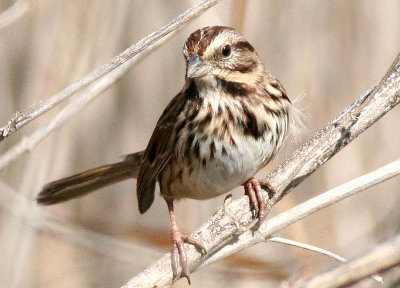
xmin=244 ymin=178 xmax=268 ymax=229
xmin=245 ymin=180 xmax=258 ymax=219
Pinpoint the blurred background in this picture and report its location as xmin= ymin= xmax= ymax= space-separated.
xmin=1 ymin=0 xmax=400 ymax=287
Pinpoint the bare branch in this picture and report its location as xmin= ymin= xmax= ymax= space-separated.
xmin=122 ymin=53 xmax=400 ymax=287
xmin=201 ymin=157 xmax=400 ymax=269
xmin=289 ymin=234 xmax=400 ymax=288
xmin=0 ymin=32 xmax=174 ymax=170
xmin=264 ymin=54 xmax=400 ymax=203
xmin=0 ymin=0 xmax=223 ymax=142
xmin=0 ymin=0 xmax=30 ymax=31
xmin=268 ymin=237 xmax=382 ymax=284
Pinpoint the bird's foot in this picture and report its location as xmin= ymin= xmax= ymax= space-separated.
xmin=171 ymin=227 xmax=206 ymax=284
xmin=244 ymin=178 xmax=268 ymax=230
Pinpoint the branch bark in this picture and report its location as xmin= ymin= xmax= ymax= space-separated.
xmin=289 ymin=234 xmax=400 ymax=288
xmin=0 ymin=31 xmax=173 ymax=170
xmin=0 ymin=0 xmax=223 ymax=142
xmin=201 ymin=157 xmax=400 ymax=269
xmin=122 ymin=53 xmax=400 ymax=287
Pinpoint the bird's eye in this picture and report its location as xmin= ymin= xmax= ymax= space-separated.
xmin=221 ymin=45 xmax=231 ymax=57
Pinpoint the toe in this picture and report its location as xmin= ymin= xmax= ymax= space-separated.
xmin=183 ymin=235 xmax=207 ymax=254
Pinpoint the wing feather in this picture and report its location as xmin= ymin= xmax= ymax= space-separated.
xmin=136 ymin=91 xmax=187 ymax=213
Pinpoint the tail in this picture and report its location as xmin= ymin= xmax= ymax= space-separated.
xmin=36 ymin=151 xmax=144 ymax=205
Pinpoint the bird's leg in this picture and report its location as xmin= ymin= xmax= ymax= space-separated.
xmin=244 ymin=178 xmax=267 ymax=226
xmin=165 ymin=198 xmax=205 ymax=284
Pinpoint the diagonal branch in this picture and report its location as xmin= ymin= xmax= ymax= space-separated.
xmin=122 ymin=53 xmax=400 ymax=287
xmin=201 ymin=157 xmax=400 ymax=269
xmin=289 ymin=234 xmax=400 ymax=288
xmin=0 ymin=0 xmax=223 ymax=142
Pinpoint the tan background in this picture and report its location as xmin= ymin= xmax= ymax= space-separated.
xmin=1 ymin=0 xmax=400 ymax=287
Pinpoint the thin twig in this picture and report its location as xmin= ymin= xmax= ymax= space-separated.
xmin=268 ymin=237 xmax=383 ymax=284
xmin=122 ymin=53 xmax=400 ymax=287
xmin=0 ymin=0 xmax=30 ymax=31
xmin=289 ymin=234 xmax=400 ymax=288
xmin=0 ymin=0 xmax=223 ymax=142
xmin=0 ymin=32 xmax=174 ymax=170
xmin=269 ymin=236 xmax=345 ymax=263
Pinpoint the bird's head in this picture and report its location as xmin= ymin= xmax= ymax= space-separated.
xmin=183 ymin=26 xmax=262 ymax=81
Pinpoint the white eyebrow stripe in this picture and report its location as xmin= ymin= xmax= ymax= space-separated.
xmin=205 ymin=30 xmax=244 ymax=55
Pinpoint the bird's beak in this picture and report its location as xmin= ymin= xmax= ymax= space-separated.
xmin=186 ymin=54 xmax=212 ymax=78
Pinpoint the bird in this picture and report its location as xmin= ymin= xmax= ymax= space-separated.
xmin=37 ymin=26 xmax=292 ymax=284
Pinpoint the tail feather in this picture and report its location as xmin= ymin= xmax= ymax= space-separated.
xmin=37 ymin=151 xmax=144 ymax=205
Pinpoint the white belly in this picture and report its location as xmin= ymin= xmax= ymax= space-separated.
xmin=168 ymin=133 xmax=275 ymax=200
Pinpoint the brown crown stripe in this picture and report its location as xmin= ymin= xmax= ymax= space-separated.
xmin=185 ymin=26 xmax=232 ymax=57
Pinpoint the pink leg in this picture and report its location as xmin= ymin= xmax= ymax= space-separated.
xmin=165 ymin=198 xmax=205 ymax=284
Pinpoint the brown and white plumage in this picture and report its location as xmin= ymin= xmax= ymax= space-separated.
xmin=138 ymin=26 xmax=290 ymax=211
xmin=37 ymin=26 xmax=291 ymax=283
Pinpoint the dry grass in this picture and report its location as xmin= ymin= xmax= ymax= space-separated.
xmin=1 ymin=1 xmax=400 ymax=287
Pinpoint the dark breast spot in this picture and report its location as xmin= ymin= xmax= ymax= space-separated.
xmin=242 ymin=104 xmax=261 ymax=139
xmin=199 ymin=110 xmax=212 ymax=128
xmin=177 ymin=169 xmax=183 ymax=183
xmin=209 ymin=141 xmax=216 ymax=160
xmin=194 ymin=140 xmax=200 ymax=158
xmin=187 ymin=133 xmax=195 ymax=149
xmin=202 ymin=158 xmax=207 ymax=168
xmin=230 ymin=136 xmax=237 ymax=147
xmin=184 ymin=80 xmax=198 ymax=99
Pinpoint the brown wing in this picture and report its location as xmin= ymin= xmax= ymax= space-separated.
xmin=136 ymin=91 xmax=186 ymax=214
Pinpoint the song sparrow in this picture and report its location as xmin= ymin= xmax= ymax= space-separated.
xmin=37 ymin=26 xmax=291 ymax=283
